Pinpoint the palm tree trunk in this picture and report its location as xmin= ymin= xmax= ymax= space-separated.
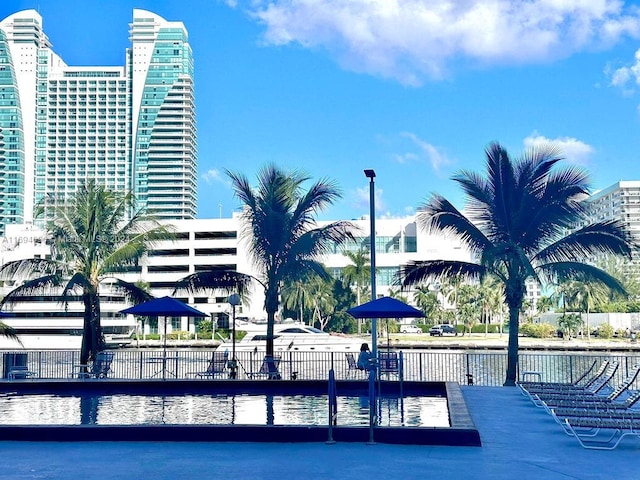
xmin=265 ymin=284 xmax=281 ymax=379
xmin=505 ymin=305 xmax=520 ymax=386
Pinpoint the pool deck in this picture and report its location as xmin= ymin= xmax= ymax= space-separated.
xmin=1 ymin=386 xmax=638 ymax=479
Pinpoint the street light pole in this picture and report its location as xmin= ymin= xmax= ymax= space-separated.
xmin=364 ymin=169 xmax=377 ymax=357
xmin=364 ymin=168 xmax=377 ymax=445
xmin=228 ymin=293 xmax=241 ymax=379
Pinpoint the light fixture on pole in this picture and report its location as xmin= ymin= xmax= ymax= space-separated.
xmin=228 ymin=293 xmax=241 ymax=379
xmin=364 ymin=168 xmax=377 ymax=357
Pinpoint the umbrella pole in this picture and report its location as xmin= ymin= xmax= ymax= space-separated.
xmin=162 ymin=316 xmax=167 ymax=381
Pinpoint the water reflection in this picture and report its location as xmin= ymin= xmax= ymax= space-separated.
xmin=0 ymin=393 xmax=449 ymax=427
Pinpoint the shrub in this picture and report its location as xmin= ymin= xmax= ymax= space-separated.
xmin=470 ymin=324 xmax=502 ymax=334
xmin=520 ymin=322 xmax=556 ymax=338
xmin=167 ymin=330 xmax=193 ymax=340
xmin=598 ymin=324 xmax=614 ymax=339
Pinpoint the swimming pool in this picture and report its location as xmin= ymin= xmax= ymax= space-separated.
xmin=0 ymin=380 xmax=481 ymax=446
xmin=0 ymin=393 xmax=449 ymax=427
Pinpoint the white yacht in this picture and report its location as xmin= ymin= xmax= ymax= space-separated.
xmin=0 ymin=293 xmax=136 ymax=350
xmin=216 ymin=324 xmax=362 ymax=353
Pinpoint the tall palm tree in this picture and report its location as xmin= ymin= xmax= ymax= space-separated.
xmin=0 ymin=180 xmax=171 ymax=366
xmin=401 ymin=142 xmax=633 ymax=385
xmin=342 ymin=248 xmax=371 ymax=333
xmin=227 ymin=165 xmax=353 ymax=376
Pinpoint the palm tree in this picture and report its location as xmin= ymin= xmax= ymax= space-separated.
xmin=342 ymin=248 xmax=371 ymax=333
xmin=282 ymin=274 xmax=317 ymax=324
xmin=401 ymin=142 xmax=633 ymax=385
xmin=0 ymin=180 xmax=171 ymax=367
xmin=572 ymin=280 xmax=609 ymax=339
xmin=227 ymin=165 xmax=353 ymax=376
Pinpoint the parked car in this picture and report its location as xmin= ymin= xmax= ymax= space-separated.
xmin=400 ymin=325 xmax=422 ymax=334
xmin=429 ymin=324 xmax=458 ymax=336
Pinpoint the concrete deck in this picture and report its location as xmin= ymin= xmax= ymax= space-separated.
xmin=0 ymin=386 xmax=637 ymax=479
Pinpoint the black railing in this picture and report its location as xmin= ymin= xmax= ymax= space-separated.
xmin=1 ymin=349 xmax=639 ymax=388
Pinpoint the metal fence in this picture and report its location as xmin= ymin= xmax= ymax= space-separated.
xmin=2 ymin=348 xmax=640 ymax=387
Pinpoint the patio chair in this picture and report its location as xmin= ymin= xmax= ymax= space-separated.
xmin=345 ymin=352 xmax=361 ymax=378
xmin=191 ymin=351 xmax=228 ymax=378
xmin=247 ymin=356 xmax=281 ymax=379
xmin=378 ymin=351 xmax=399 ymax=379
xmin=72 ymin=351 xmax=114 ymax=379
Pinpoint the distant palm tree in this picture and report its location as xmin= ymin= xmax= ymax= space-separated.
xmin=226 ymin=165 xmax=353 ymax=376
xmin=342 ymin=248 xmax=371 ymax=333
xmin=282 ymin=273 xmax=318 ymax=324
xmin=401 ymin=142 xmax=633 ymax=385
xmin=0 ymin=180 xmax=171 ymax=366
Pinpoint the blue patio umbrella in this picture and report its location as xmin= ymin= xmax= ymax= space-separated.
xmin=120 ymin=296 xmax=208 ymax=318
xmin=348 ymin=296 xmax=424 ymax=351
xmin=120 ymin=296 xmax=207 ymax=379
xmin=347 ymin=296 xmax=424 ymax=319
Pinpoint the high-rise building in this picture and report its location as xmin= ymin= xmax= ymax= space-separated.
xmin=0 ymin=9 xmax=197 ymax=234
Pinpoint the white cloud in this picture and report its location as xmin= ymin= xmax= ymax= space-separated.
xmin=398 ymin=132 xmax=452 ymax=171
xmin=235 ymin=0 xmax=640 ymax=85
xmin=523 ymin=133 xmax=595 ymax=166
xmin=608 ymin=48 xmax=640 ymax=93
xmin=202 ymin=168 xmax=225 ymax=184
xmin=353 ymin=185 xmax=387 ymax=215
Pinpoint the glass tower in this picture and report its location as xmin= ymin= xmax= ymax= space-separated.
xmin=0 ymin=9 xmax=197 ymax=232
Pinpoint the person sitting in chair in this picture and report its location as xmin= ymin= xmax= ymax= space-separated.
xmin=357 ymin=343 xmax=375 ymax=371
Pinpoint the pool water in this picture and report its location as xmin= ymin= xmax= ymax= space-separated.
xmin=0 ymin=393 xmax=449 ymax=427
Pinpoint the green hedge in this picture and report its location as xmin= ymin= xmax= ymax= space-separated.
xmin=519 ymin=322 xmax=556 ymax=338
xmin=469 ymin=324 xmax=502 ymax=334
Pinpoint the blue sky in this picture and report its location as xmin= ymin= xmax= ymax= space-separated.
xmin=4 ymin=0 xmax=640 ymax=221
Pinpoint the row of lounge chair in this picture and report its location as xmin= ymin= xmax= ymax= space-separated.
xmin=518 ymin=360 xmax=640 ymax=450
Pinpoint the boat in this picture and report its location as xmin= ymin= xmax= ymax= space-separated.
xmin=0 ymin=291 xmax=137 ymax=350
xmin=216 ymin=324 xmax=363 ymax=354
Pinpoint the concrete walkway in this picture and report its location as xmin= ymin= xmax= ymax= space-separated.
xmin=0 ymin=386 xmax=637 ymax=479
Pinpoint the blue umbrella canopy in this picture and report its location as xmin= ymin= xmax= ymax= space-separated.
xmin=120 ymin=296 xmax=207 ymax=317
xmin=347 ymin=296 xmax=424 ymax=319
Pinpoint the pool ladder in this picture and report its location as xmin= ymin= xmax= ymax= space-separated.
xmin=327 ymin=368 xmax=338 ymax=444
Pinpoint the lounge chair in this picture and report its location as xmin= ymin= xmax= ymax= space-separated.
xmin=191 ymin=351 xmax=228 ymax=378
xmin=518 ymin=359 xmax=603 ymax=392
xmin=534 ymin=363 xmax=636 ymax=409
xmin=524 ymin=361 xmax=619 ymax=406
xmin=563 ymin=417 xmax=640 ymax=450
xmin=247 ymin=356 xmax=281 ymax=379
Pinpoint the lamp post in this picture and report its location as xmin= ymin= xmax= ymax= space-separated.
xmin=228 ymin=293 xmax=241 ymax=379
xmin=364 ymin=168 xmax=377 ymax=445
xmin=364 ymin=169 xmax=377 ymax=357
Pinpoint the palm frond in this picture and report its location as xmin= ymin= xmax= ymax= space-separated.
xmin=534 ymin=220 xmax=633 ymax=265
xmin=418 ymin=195 xmax=492 ymax=255
xmin=0 ymin=321 xmax=20 ymax=342
xmin=537 ymin=261 xmax=627 ymax=296
xmin=0 ymin=258 xmax=62 ymax=279
xmin=103 ymin=277 xmax=154 ymax=305
xmin=173 ymin=270 xmax=257 ymax=296
xmin=1 ymin=273 xmax=64 ymax=305
xmin=400 ymin=260 xmax=486 ymax=288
